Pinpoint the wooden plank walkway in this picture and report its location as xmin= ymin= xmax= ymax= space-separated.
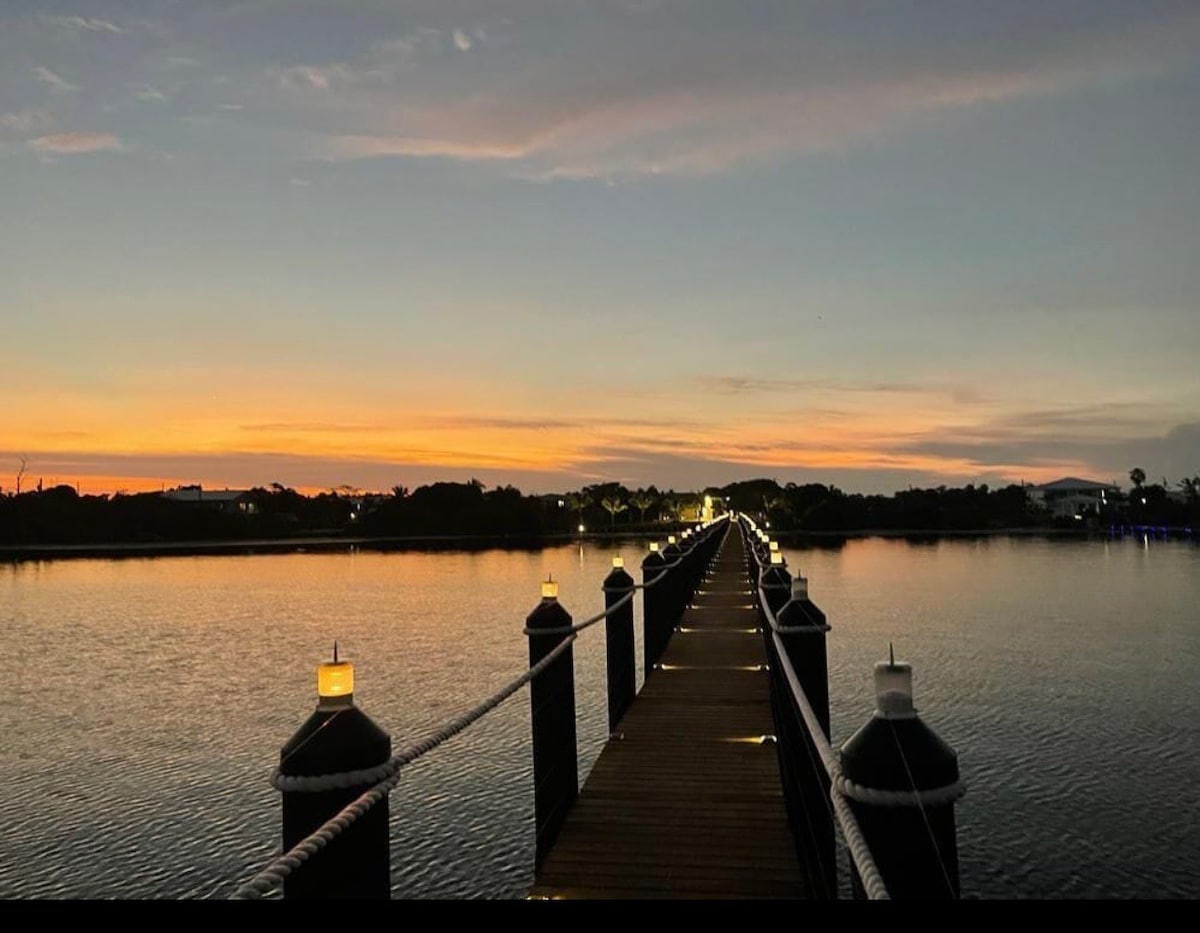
xmin=529 ymin=527 xmax=810 ymax=899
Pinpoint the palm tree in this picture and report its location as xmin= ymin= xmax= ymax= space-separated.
xmin=631 ymin=491 xmax=656 ymax=524
xmin=601 ymin=496 xmax=628 ymax=528
xmin=565 ymin=492 xmax=591 ymax=529
xmin=1180 ymin=476 xmax=1200 ymax=503
xmin=1129 ymin=467 xmax=1146 ymax=489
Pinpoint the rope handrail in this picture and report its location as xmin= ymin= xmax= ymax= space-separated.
xmin=767 ymin=625 xmax=890 ymax=901
xmin=233 ymin=632 xmax=578 ymax=898
xmin=523 ymin=553 xmax=687 ymax=636
xmin=235 ymin=521 xmax=726 ymax=898
xmin=737 ymin=514 xmax=889 ymax=899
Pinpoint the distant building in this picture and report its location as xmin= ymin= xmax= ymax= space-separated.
xmin=161 ymin=485 xmax=256 ymax=515
xmin=1025 ymin=477 xmax=1119 ymax=519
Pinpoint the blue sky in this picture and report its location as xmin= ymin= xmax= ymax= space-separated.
xmin=2 ymin=1 xmax=1198 ymax=494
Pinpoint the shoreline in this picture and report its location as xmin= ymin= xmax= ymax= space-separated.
xmin=1 ymin=525 xmax=1174 ymax=563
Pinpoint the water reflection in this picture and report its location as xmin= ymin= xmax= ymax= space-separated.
xmin=2 ymin=536 xmax=1197 ymax=899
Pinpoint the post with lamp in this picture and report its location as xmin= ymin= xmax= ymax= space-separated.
xmin=278 ymin=644 xmax=392 ymax=899
xmin=603 ymin=555 xmax=637 ymax=732
xmin=839 ymin=649 xmax=964 ymax=899
xmin=525 ymin=576 xmax=579 ymax=867
xmin=774 ymin=574 xmax=836 ymax=897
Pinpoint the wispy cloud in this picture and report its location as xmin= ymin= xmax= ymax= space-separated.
xmin=239 ymin=421 xmax=382 ymax=433
xmin=29 ymin=132 xmax=122 ymax=154
xmin=42 ymin=15 xmax=125 ymax=35
xmin=131 ymin=84 xmax=167 ymax=102
xmin=34 ymin=66 xmax=80 ymax=93
xmin=0 ymin=109 xmax=54 ymax=135
xmin=289 ymin=5 xmax=1200 ymax=178
xmin=696 ymin=375 xmax=983 ymax=405
xmin=274 ymin=64 xmax=351 ymax=90
xmin=899 ymin=419 xmax=1200 ymax=483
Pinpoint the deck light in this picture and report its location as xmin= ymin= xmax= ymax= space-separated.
xmin=874 ymin=644 xmax=916 ymax=719
xmin=541 ymin=575 xmax=559 ymax=600
xmin=668 ymin=535 xmax=677 ymax=545
xmin=317 ymin=641 xmax=354 ymax=706
xmin=770 ymin=551 xmax=784 ymax=566
xmin=612 ymin=555 xmax=624 ymax=569
xmin=649 ymin=542 xmax=659 ymax=552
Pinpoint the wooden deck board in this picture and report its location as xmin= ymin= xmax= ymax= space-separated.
xmin=529 ymin=528 xmax=809 ymax=900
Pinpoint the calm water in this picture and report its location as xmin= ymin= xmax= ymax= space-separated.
xmin=2 ymin=534 xmax=1198 ymax=899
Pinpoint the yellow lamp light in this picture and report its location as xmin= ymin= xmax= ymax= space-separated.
xmin=769 ymin=541 xmax=780 ymax=552
xmin=612 ymin=555 xmax=624 ymax=569
xmin=317 ymin=642 xmax=354 ymax=706
xmin=541 ymin=575 xmax=559 ymax=600
xmin=649 ymin=542 xmax=659 ymax=552
xmin=770 ymin=551 xmax=784 ymax=566
xmin=668 ymin=535 xmax=677 ymax=545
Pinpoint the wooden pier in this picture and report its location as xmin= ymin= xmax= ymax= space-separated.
xmin=530 ymin=529 xmax=811 ymax=899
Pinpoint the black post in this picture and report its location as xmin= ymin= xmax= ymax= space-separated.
xmin=840 ymin=655 xmax=963 ymax=899
xmin=662 ymin=536 xmax=685 ymax=628
xmin=279 ymin=649 xmax=391 ymax=899
xmin=759 ymin=560 xmax=791 ymax=619
xmin=642 ymin=545 xmax=668 ymax=674
xmin=526 ymin=579 xmax=578 ymax=867
xmin=774 ymin=575 xmax=836 ymax=897
xmin=777 ymin=575 xmax=830 ymax=737
xmin=603 ymin=556 xmax=637 ymax=732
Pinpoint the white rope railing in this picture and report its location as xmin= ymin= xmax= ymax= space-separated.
xmin=233 ymin=631 xmax=577 ymax=898
xmin=745 ymin=514 xmax=964 ymax=897
xmin=733 ymin=515 xmax=888 ymax=900
xmin=234 ymin=521 xmax=728 ymax=898
xmin=768 ymin=626 xmax=890 ymax=901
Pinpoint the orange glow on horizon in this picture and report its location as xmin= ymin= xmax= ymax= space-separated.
xmin=1 ymin=379 xmax=1117 ymax=495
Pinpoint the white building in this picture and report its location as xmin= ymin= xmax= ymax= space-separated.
xmin=1025 ymin=477 xmax=1119 ymax=519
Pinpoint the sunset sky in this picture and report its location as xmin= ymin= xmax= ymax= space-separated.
xmin=3 ymin=1 xmax=1198 ymax=496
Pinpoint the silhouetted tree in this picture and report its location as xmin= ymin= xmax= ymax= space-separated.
xmin=15 ymin=455 xmax=28 ymax=496
xmin=601 ymin=496 xmax=628 ymax=527
xmin=1129 ymin=467 xmax=1146 ymax=489
xmin=565 ymin=492 xmax=591 ymax=529
xmin=631 ymin=490 xmax=655 ymax=524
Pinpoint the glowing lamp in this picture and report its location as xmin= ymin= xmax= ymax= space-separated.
xmin=612 ymin=555 xmax=624 ymax=569
xmin=317 ymin=642 xmax=354 ymax=706
xmin=668 ymin=535 xmax=677 ymax=545
xmin=541 ymin=576 xmax=559 ymax=600
xmin=769 ymin=541 xmax=779 ymax=552
xmin=649 ymin=542 xmax=659 ymax=552
xmin=769 ymin=551 xmax=784 ymax=566
xmin=578 ymin=523 xmax=586 ymax=533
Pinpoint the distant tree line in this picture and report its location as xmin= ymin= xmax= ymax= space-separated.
xmin=1 ymin=469 xmax=1197 ymax=547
